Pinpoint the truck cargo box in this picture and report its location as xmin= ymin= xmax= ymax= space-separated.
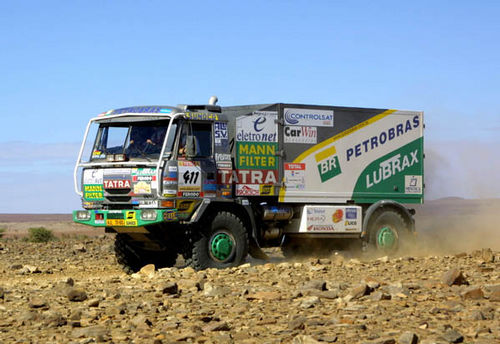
xmin=222 ymin=104 xmax=423 ymax=204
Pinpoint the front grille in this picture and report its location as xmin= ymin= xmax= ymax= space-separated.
xmin=105 ymin=189 xmax=131 ymax=195
xmin=106 ymin=196 xmax=131 ymax=202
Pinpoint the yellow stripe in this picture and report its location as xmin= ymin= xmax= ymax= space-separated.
xmin=315 ymin=146 xmax=336 ymax=162
xmin=278 ymin=109 xmax=396 ymax=202
xmin=294 ymin=109 xmax=396 ymax=163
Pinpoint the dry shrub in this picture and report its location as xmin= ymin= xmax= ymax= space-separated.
xmin=28 ymin=227 xmax=56 ymax=243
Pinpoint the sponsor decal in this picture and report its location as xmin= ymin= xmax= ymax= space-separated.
xmin=164 ymin=210 xmax=177 ymax=221
xmin=82 ymin=201 xmax=100 ymax=209
xmin=214 ymin=122 xmax=228 ymax=146
xmin=366 ymin=150 xmax=419 ymax=189
xmin=332 ymin=209 xmax=343 ymax=223
xmin=103 ymin=168 xmax=131 ymax=175
xmin=184 ymin=112 xmax=219 ymax=121
xmin=302 ymin=206 xmax=362 ymax=233
xmin=219 ymin=169 xmax=278 ymax=185
xmin=91 ymin=150 xmax=105 ymax=159
xmin=168 ymin=165 xmax=178 ymax=172
xmin=284 ymin=163 xmax=306 ymax=190
xmin=177 ymin=201 xmax=194 ymax=211
xmin=236 ymin=113 xmax=277 ymax=142
xmin=346 ymin=115 xmax=420 ymax=161
xmin=133 ymin=168 xmax=155 ymax=175
xmin=133 ymin=181 xmax=151 ymax=194
xmin=103 ymin=180 xmax=131 ymax=189
xmin=253 ymin=111 xmax=278 ymax=117
xmin=111 ymin=106 xmax=168 ymax=114
xmin=215 ymin=153 xmax=231 ymax=161
xmin=83 ymin=184 xmax=104 ymax=200
xmin=405 ymin=175 xmax=422 ymax=194
xmin=346 ymin=208 xmax=357 ymax=219
xmin=179 ymin=191 xmax=201 ymax=197
xmin=307 ymin=225 xmax=335 ymax=232
xmin=315 ymin=146 xmax=342 ymax=183
xmin=236 ymin=184 xmax=260 ymax=196
xmin=162 ymin=189 xmax=177 ymax=197
xmin=259 ymin=184 xmax=274 ymax=196
xmin=236 ymin=142 xmax=278 ymax=170
xmin=178 ymin=161 xmax=202 ymax=191
xmin=160 ymin=108 xmax=172 ymax=113
xmin=139 ymin=200 xmax=158 ymax=208
xmin=284 ymin=126 xmax=317 ymax=144
xmin=216 ymin=161 xmax=232 ymax=169
xmin=284 ymin=108 xmax=334 ymax=127
xmin=83 ymin=169 xmax=103 ymax=184
xmin=203 ymin=183 xmax=217 ymax=191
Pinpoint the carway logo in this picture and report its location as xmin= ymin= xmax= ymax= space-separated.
xmin=315 ymin=146 xmax=342 ymax=183
xmin=284 ymin=108 xmax=334 ymax=127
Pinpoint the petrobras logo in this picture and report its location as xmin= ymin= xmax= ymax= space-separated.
xmin=284 ymin=108 xmax=334 ymax=127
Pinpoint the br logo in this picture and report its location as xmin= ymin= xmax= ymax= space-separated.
xmin=315 ymin=146 xmax=342 ymax=183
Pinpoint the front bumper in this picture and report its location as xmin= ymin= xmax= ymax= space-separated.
xmin=73 ymin=209 xmax=178 ymax=227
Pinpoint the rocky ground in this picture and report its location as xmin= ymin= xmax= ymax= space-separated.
xmin=0 ymin=234 xmax=498 ymax=344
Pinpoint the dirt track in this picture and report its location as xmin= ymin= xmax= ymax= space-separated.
xmin=0 ymin=199 xmax=499 ymax=343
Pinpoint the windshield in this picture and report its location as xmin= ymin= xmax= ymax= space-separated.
xmin=90 ymin=120 xmax=177 ymax=161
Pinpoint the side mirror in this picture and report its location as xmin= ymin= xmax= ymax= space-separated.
xmin=185 ymin=135 xmax=196 ymax=158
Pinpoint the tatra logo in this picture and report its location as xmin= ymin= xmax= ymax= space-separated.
xmin=253 ymin=117 xmax=266 ymax=132
xmin=103 ymin=180 xmax=131 ymax=189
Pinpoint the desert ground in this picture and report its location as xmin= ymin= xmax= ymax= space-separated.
xmin=0 ymin=198 xmax=498 ymax=343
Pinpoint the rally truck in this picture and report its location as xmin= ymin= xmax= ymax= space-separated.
xmin=73 ymin=96 xmax=424 ymax=272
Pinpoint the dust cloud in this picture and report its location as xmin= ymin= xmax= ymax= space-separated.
xmin=413 ymin=198 xmax=500 ymax=254
xmin=415 ymin=138 xmax=500 ymax=254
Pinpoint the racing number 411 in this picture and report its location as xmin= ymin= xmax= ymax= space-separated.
xmin=183 ymin=170 xmax=200 ymax=184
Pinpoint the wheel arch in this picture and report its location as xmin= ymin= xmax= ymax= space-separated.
xmin=191 ymin=200 xmax=268 ymax=260
xmin=362 ymin=200 xmax=415 ymax=239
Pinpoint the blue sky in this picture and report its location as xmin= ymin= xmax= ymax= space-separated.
xmin=1 ymin=1 xmax=499 ymax=212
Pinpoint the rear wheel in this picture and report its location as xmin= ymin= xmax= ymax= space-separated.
xmin=367 ymin=209 xmax=411 ymax=254
xmin=191 ymin=212 xmax=248 ymax=270
xmin=114 ymin=234 xmax=178 ymax=274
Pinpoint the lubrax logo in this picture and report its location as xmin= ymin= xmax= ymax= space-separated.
xmin=315 ymin=146 xmax=342 ymax=183
xmin=366 ymin=150 xmax=419 ymax=188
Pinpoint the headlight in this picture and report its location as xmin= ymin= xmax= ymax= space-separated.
xmin=76 ymin=211 xmax=91 ymax=221
xmin=140 ymin=210 xmax=157 ymax=221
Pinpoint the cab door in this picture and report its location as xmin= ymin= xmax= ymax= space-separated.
xmin=176 ymin=121 xmax=217 ymax=199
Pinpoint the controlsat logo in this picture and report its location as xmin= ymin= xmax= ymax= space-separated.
xmin=253 ymin=117 xmax=266 ymax=132
xmin=283 ymin=108 xmax=334 ymax=127
xmin=284 ymin=110 xmax=299 ymax=125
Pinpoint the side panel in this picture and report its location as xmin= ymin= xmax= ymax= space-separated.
xmin=233 ymin=107 xmax=280 ymax=196
xmin=279 ymin=107 xmax=424 ymax=204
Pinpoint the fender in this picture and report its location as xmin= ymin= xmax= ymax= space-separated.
xmin=361 ymin=200 xmax=415 ymax=238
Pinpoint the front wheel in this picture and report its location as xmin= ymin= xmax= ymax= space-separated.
xmin=191 ymin=211 xmax=249 ymax=270
xmin=114 ymin=234 xmax=178 ymax=274
xmin=367 ymin=209 xmax=411 ymax=255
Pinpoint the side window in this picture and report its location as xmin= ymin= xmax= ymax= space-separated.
xmin=179 ymin=122 xmax=213 ymax=157
xmin=192 ymin=123 xmax=212 ymax=157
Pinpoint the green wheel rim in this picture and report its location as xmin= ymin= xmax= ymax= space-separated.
xmin=210 ymin=233 xmax=234 ymax=261
xmin=377 ymin=226 xmax=397 ymax=249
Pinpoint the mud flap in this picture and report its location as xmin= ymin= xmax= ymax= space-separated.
xmin=248 ymin=237 xmax=269 ymax=260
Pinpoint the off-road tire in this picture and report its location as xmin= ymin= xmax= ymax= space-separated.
xmin=191 ymin=212 xmax=248 ymax=270
xmin=367 ymin=209 xmax=411 ymax=255
xmin=114 ymin=234 xmax=178 ymax=274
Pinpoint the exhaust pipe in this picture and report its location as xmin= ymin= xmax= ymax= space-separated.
xmin=208 ymin=96 xmax=218 ymax=106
